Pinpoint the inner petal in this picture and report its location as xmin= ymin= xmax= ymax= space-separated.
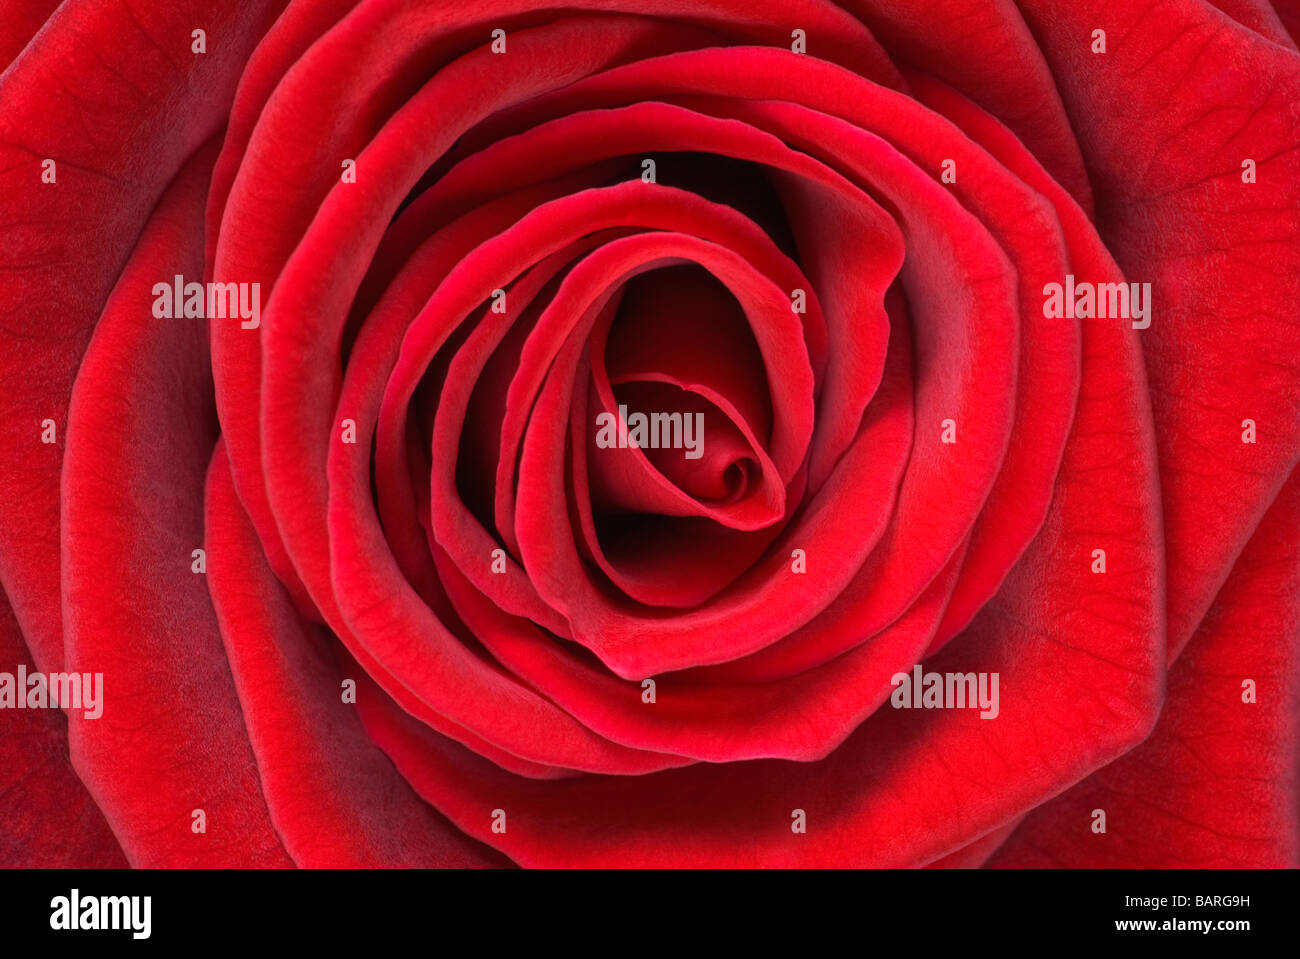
xmin=604 ymin=263 xmax=773 ymax=447
xmin=592 ymin=379 xmax=763 ymax=509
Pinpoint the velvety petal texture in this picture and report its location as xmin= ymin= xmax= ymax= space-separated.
xmin=0 ymin=0 xmax=1296 ymax=869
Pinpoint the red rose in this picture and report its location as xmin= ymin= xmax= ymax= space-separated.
xmin=1 ymin=0 xmax=1297 ymax=868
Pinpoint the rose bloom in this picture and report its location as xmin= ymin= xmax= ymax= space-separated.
xmin=0 ymin=0 xmax=1297 ymax=869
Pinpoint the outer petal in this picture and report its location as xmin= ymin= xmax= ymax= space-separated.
xmin=205 ymin=443 xmax=508 ymax=868
xmin=0 ymin=0 xmax=284 ymax=672
xmin=991 ymin=469 xmax=1300 ymax=867
xmin=61 ymin=144 xmax=291 ymax=867
xmin=0 ymin=588 xmax=126 ymax=868
xmin=1014 ymin=0 xmax=1300 ymax=657
xmin=0 ymin=0 xmax=61 ymax=71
